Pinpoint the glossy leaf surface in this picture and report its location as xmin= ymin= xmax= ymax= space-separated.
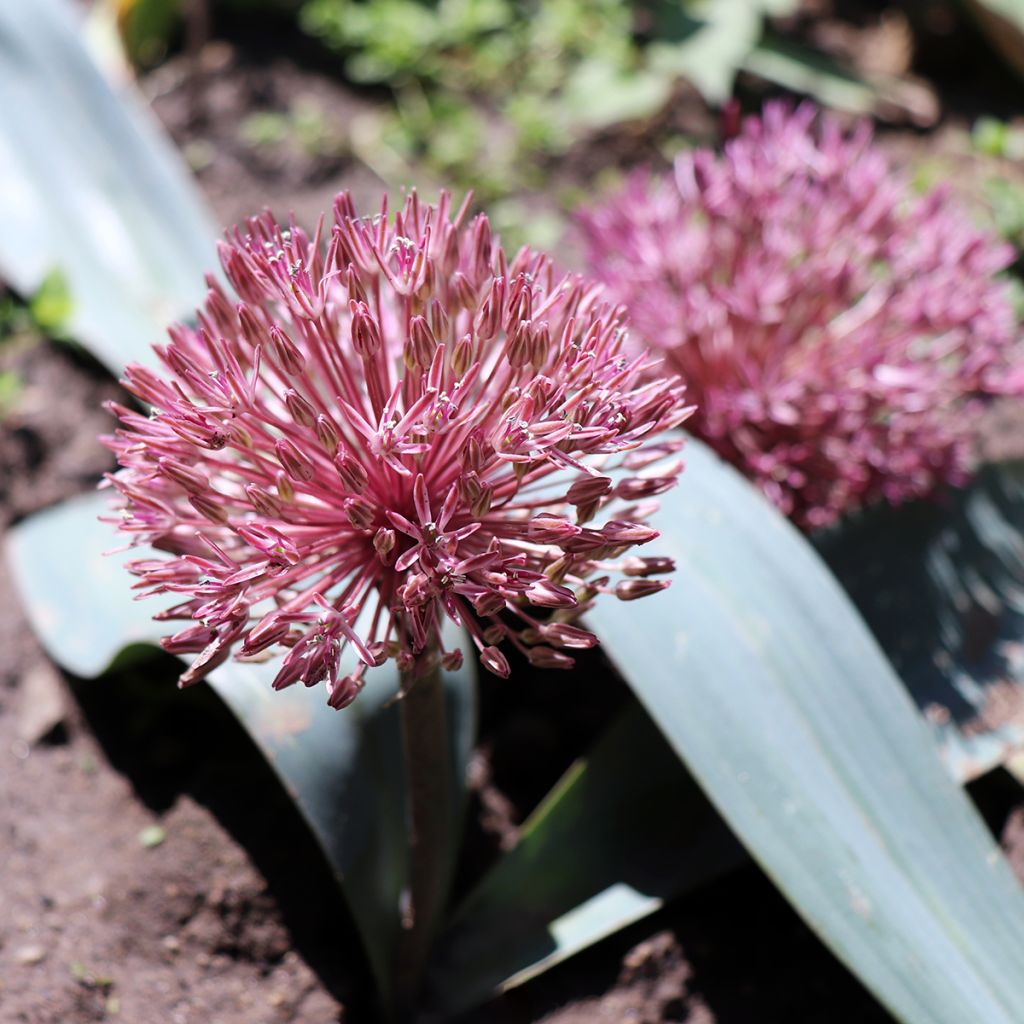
xmin=818 ymin=462 xmax=1024 ymax=782
xmin=583 ymin=438 xmax=1024 ymax=1024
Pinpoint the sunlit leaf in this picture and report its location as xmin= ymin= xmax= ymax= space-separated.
xmin=583 ymin=438 xmax=1024 ymax=1024
xmin=0 ymin=0 xmax=216 ymax=373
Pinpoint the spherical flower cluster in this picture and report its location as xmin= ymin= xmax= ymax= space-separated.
xmin=578 ymin=102 xmax=1022 ymax=529
xmin=104 ymin=191 xmax=691 ymax=708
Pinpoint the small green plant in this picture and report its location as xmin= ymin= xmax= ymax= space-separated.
xmin=239 ymin=97 xmax=347 ymax=158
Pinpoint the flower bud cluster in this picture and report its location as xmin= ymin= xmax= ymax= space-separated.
xmin=578 ymin=103 xmax=1022 ymax=528
xmin=105 ymin=191 xmax=691 ymax=707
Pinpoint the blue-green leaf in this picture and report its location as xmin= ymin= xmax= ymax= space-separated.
xmin=583 ymin=438 xmax=1024 ymax=1024
xmin=0 ymin=0 xmax=217 ymax=373
xmin=428 ymin=700 xmax=742 ymax=1012
xmin=818 ymin=461 xmax=1024 ymax=782
xmin=4 ymin=491 xmax=478 ymax=1011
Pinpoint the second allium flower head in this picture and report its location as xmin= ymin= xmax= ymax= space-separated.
xmin=579 ymin=103 xmax=1022 ymax=529
xmin=104 ymin=191 xmax=691 ymax=708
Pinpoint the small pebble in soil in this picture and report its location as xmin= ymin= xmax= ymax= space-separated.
xmin=13 ymin=944 xmax=46 ymax=966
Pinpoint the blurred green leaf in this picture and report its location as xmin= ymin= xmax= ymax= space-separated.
xmin=584 ymin=438 xmax=1024 ymax=1024
xmin=0 ymin=0 xmax=217 ymax=374
xmin=0 ymin=370 xmax=22 ymax=415
xmin=742 ymin=35 xmax=877 ymax=113
xmin=29 ymin=268 xmax=74 ymax=335
xmin=647 ymin=0 xmax=797 ymax=103
xmin=562 ymin=57 xmax=673 ymax=130
xmin=115 ymin=0 xmax=182 ymax=68
xmin=5 ymin=491 xmax=479 ymax=1013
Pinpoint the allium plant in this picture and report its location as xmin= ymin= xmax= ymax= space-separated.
xmin=103 ymin=190 xmax=691 ymax=709
xmin=578 ymin=102 xmax=1022 ymax=529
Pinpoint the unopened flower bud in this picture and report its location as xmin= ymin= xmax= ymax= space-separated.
xmin=442 ymin=648 xmax=464 ymax=671
xmin=452 ymin=333 xmax=474 ymax=376
xmin=315 ymin=414 xmax=340 ymax=453
xmin=427 ymin=298 xmax=449 ymax=341
xmin=351 ymin=301 xmax=382 ymax=357
xmin=159 ymin=457 xmax=209 ymax=494
xmin=622 ymin=556 xmax=676 ymax=577
xmin=269 ymin=325 xmax=305 ymax=375
xmin=345 ymin=497 xmax=376 ymax=530
xmin=567 ymin=474 xmax=613 ymax=506
xmin=276 ymin=437 xmax=316 ymax=483
xmin=237 ymin=303 xmax=269 ymax=349
xmin=284 ymin=388 xmax=317 ymax=428
xmin=615 ymin=579 xmax=670 ymax=601
xmin=374 ymin=527 xmax=396 ymax=565
xmin=328 ymin=673 xmax=364 ymax=710
xmin=334 ymin=450 xmax=368 ymax=493
xmin=274 ymin=470 xmax=294 ymax=503
xmin=245 ymin=483 xmax=283 ymax=517
xmin=527 ymin=646 xmax=574 ymax=670
xmin=541 ymin=622 xmax=598 ymax=649
xmin=480 ymin=645 xmax=510 ymax=678
xmin=189 ymin=494 xmax=229 ymax=525
xmin=602 ymin=521 xmax=659 ymax=545
xmin=473 ymin=591 xmax=506 ymax=617
xmin=527 ymin=514 xmax=581 ymax=544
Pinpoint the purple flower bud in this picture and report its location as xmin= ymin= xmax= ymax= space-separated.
xmin=315 ymin=414 xmax=340 ymax=453
xmin=268 ymin=325 xmax=305 ymax=375
xmin=527 ymin=646 xmax=574 ymax=670
xmin=276 ymin=437 xmax=316 ymax=483
xmin=334 ymin=450 xmax=368 ymax=494
xmin=284 ymin=388 xmax=317 ymax=428
xmin=159 ymin=457 xmax=209 ymax=494
xmin=615 ymin=579 xmax=670 ymax=601
xmin=567 ymin=475 xmax=613 ymax=506
xmin=480 ymin=645 xmax=510 ymax=678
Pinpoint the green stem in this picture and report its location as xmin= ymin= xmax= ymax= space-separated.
xmin=395 ymin=660 xmax=453 ymax=1017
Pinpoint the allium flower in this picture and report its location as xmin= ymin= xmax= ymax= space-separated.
xmin=103 ymin=191 xmax=690 ymax=708
xmin=578 ymin=102 xmax=1022 ymax=529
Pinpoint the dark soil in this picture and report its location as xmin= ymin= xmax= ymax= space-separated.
xmin=4 ymin=2 xmax=1024 ymax=1022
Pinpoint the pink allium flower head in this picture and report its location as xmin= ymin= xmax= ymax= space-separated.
xmin=578 ymin=102 xmax=1023 ymax=529
xmin=103 ymin=191 xmax=691 ymax=707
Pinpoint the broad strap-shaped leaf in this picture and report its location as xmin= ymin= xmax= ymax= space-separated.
xmin=0 ymin=0 xmax=217 ymax=372
xmin=5 ymin=492 xmax=478 ymax=1010
xmin=427 ymin=700 xmax=743 ymax=1013
xmin=427 ymin=454 xmax=1024 ymax=1011
xmin=583 ymin=438 xmax=1024 ymax=1024
xmin=818 ymin=462 xmax=1024 ymax=782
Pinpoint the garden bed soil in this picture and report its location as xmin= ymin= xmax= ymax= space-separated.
xmin=5 ymin=5 xmax=1024 ymax=1021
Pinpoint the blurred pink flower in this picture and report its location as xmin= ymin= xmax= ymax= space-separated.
xmin=578 ymin=102 xmax=1022 ymax=529
xmin=104 ymin=191 xmax=691 ymax=707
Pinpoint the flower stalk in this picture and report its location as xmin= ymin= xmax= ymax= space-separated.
xmin=395 ymin=657 xmax=452 ymax=1013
